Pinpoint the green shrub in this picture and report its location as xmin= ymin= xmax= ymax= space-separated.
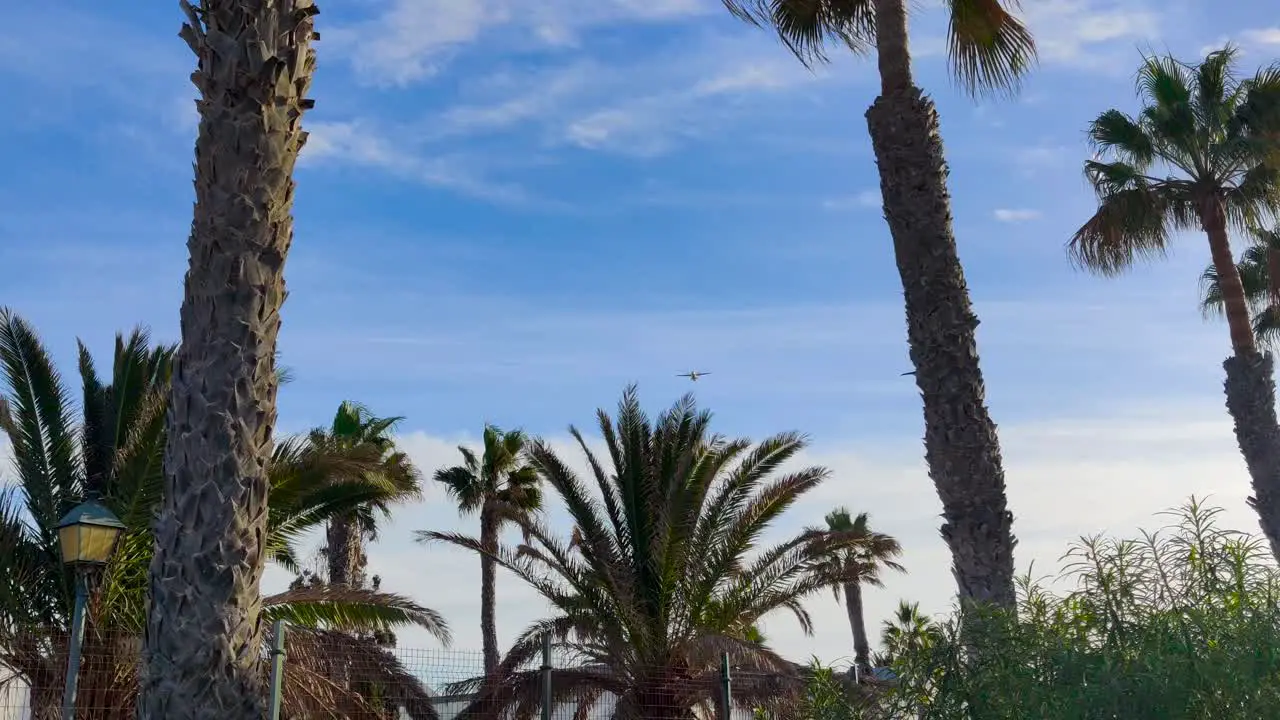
xmin=881 ymin=499 xmax=1280 ymax=720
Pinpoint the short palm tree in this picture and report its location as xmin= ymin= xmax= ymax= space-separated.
xmin=1201 ymin=224 xmax=1280 ymax=347
xmin=876 ymin=602 xmax=942 ymax=668
xmin=812 ymin=509 xmax=904 ymax=677
xmin=430 ymin=425 xmax=542 ymax=678
xmin=139 ymin=0 xmax=320 ymax=716
xmin=720 ymin=0 xmax=1037 ymax=610
xmin=0 ymin=310 xmax=449 ymax=720
xmin=1068 ymin=47 xmax=1280 ymax=560
xmin=314 ymin=401 xmax=421 ymax=590
xmin=423 ymin=387 xmax=861 ymax=720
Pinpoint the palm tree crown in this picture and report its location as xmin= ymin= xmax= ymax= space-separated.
xmin=434 ymin=425 xmax=542 ymax=519
xmin=313 ymin=400 xmax=422 ymax=589
xmin=424 ymin=387 xmax=860 ymax=719
xmin=1069 ymin=47 xmax=1280 ymax=351
xmin=719 ymin=0 xmax=1035 ymax=96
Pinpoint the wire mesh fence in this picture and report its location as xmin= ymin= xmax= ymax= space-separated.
xmin=0 ymin=626 xmax=828 ymax=719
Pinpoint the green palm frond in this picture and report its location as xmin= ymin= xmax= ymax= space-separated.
xmin=442 ymin=386 xmax=833 ymax=717
xmin=263 ymin=586 xmax=452 ymax=643
xmin=0 ymin=308 xmax=82 ymax=538
xmin=945 ymin=0 xmax=1036 ymax=98
xmin=721 ymin=0 xmax=1035 ymax=96
xmin=1071 ymin=47 xmax=1280 ymax=285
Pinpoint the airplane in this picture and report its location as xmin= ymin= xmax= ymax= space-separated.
xmin=678 ymin=371 xmax=711 ymax=382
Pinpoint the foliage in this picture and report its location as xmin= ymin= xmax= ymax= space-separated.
xmin=878 ymin=499 xmax=1280 ymax=720
xmin=719 ymin=0 xmax=1035 ymax=97
xmin=1201 ymin=224 xmax=1280 ymax=346
xmin=0 ymin=309 xmax=447 ymax=718
xmin=1069 ymin=46 xmax=1280 ymax=277
xmin=422 ymin=386 xmax=864 ymax=718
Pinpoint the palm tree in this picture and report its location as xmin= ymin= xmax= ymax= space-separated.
xmin=720 ymin=0 xmax=1036 ymax=610
xmin=422 ymin=387 xmax=863 ymax=720
xmin=314 ymin=401 xmax=421 ymax=589
xmin=1068 ymin=47 xmax=1280 ymax=560
xmin=812 ymin=509 xmax=904 ymax=678
xmin=876 ymin=602 xmax=942 ymax=668
xmin=431 ymin=425 xmax=542 ymax=678
xmin=0 ymin=310 xmax=449 ymax=719
xmin=139 ymin=0 xmax=320 ymax=715
xmin=1201 ymin=224 xmax=1280 ymax=347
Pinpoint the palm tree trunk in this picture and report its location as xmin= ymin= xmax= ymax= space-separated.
xmin=479 ymin=503 xmax=500 ymax=677
xmin=326 ymin=512 xmax=366 ymax=588
xmin=842 ymin=581 xmax=872 ymax=676
xmin=1203 ymin=199 xmax=1280 ymax=561
xmin=138 ymin=1 xmax=319 ymax=718
xmin=863 ymin=0 xmax=1016 ymax=609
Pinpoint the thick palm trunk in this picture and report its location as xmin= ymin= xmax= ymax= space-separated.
xmin=1203 ymin=200 xmax=1280 ymax=561
xmin=843 ymin=581 xmax=872 ymax=675
xmin=326 ymin=511 xmax=366 ymax=588
xmin=864 ymin=0 xmax=1016 ymax=609
xmin=139 ymin=1 xmax=318 ymax=718
xmin=479 ymin=504 xmax=500 ymax=677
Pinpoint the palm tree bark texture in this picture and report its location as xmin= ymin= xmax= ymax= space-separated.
xmin=864 ymin=0 xmax=1016 ymax=609
xmin=139 ymin=1 xmax=319 ymax=718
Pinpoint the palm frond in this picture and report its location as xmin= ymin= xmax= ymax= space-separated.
xmin=0 ymin=308 xmax=81 ymax=537
xmin=945 ymin=0 xmax=1036 ymax=98
xmin=264 ymin=586 xmax=452 ymax=644
xmin=719 ymin=0 xmax=874 ymax=68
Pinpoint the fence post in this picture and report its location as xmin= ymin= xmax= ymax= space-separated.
xmin=267 ymin=620 xmax=287 ymax=720
xmin=540 ymin=634 xmax=553 ymax=720
xmin=719 ymin=652 xmax=731 ymax=720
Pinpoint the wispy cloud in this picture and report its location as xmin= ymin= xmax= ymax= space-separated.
xmin=994 ymin=208 xmax=1042 ymax=223
xmin=822 ymin=190 xmax=881 ymax=211
xmin=329 ymin=0 xmax=713 ymax=86
xmin=1019 ymin=0 xmax=1161 ymax=72
xmin=1240 ymin=27 xmax=1280 ymax=46
xmin=302 ymin=121 xmax=548 ymax=206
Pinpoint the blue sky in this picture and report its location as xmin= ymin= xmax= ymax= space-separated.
xmin=1 ymin=0 xmax=1279 ymax=669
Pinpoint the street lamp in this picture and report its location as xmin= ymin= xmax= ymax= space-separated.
xmin=55 ymin=494 xmax=125 ymax=720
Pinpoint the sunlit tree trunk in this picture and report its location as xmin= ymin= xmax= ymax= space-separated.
xmin=1204 ymin=198 xmax=1280 ymax=562
xmin=138 ymin=1 xmax=319 ymax=717
xmin=864 ymin=0 xmax=1016 ymax=609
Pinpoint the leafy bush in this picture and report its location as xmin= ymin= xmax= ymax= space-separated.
xmin=881 ymin=499 xmax=1280 ymax=720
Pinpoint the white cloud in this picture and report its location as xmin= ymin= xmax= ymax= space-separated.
xmin=301 ymin=121 xmax=543 ymax=206
xmin=822 ymin=190 xmax=881 ymax=211
xmin=993 ymin=208 xmax=1042 ymax=223
xmin=263 ymin=400 xmax=1257 ymax=663
xmin=330 ymin=0 xmax=712 ymax=86
xmin=1019 ymin=0 xmax=1160 ymax=72
xmin=1240 ymin=27 xmax=1280 ymax=46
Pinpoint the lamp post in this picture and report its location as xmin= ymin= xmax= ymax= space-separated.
xmin=55 ymin=494 xmax=125 ymax=720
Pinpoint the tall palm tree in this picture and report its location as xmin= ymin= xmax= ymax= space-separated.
xmin=422 ymin=387 xmax=863 ymax=720
xmin=1201 ymin=224 xmax=1280 ymax=347
xmin=720 ymin=0 xmax=1036 ymax=610
xmin=314 ymin=401 xmax=421 ymax=589
xmin=431 ymin=425 xmax=542 ymax=678
xmin=0 ymin=310 xmax=450 ymax=720
xmin=1068 ymin=47 xmax=1280 ymax=560
xmin=139 ymin=0 xmax=320 ymax=716
xmin=812 ymin=509 xmax=904 ymax=677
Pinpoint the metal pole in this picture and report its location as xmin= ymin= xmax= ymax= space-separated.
xmin=60 ymin=572 xmax=89 ymax=720
xmin=541 ymin=633 xmax=552 ymax=720
xmin=267 ymin=620 xmax=287 ymax=720
xmin=719 ymin=652 xmax=731 ymax=720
